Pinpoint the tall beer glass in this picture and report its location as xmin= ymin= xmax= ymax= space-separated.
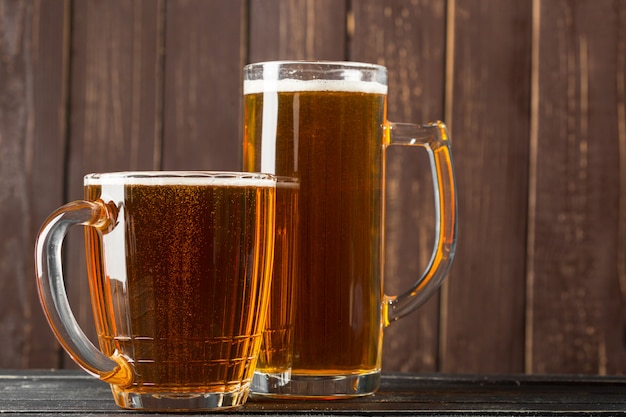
xmin=35 ymin=171 xmax=276 ymax=411
xmin=243 ymin=61 xmax=457 ymax=398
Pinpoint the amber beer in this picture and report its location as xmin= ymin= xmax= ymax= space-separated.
xmin=83 ymin=174 xmax=275 ymax=400
xmin=256 ymin=178 xmax=299 ymax=373
xmin=243 ymin=78 xmax=388 ymax=382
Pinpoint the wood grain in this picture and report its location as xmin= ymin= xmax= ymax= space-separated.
xmin=528 ymin=0 xmax=626 ymax=374
xmin=2 ymin=370 xmax=626 ymax=415
xmin=161 ymin=0 xmax=245 ymax=171
xmin=442 ymin=0 xmax=532 ymax=373
xmin=248 ymin=0 xmax=347 ymax=63
xmin=0 ymin=0 xmax=68 ymax=368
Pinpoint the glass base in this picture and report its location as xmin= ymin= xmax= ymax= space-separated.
xmin=112 ymin=387 xmax=250 ymax=411
xmin=251 ymin=370 xmax=380 ymax=399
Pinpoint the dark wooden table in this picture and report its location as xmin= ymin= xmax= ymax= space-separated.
xmin=1 ymin=370 xmax=625 ymax=416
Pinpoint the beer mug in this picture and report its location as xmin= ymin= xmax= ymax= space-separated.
xmin=243 ymin=61 xmax=457 ymax=398
xmin=35 ymin=171 xmax=276 ymax=411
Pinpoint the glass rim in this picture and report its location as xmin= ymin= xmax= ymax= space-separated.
xmin=244 ymin=60 xmax=388 ymax=94
xmin=244 ymin=60 xmax=386 ymax=72
xmin=84 ymin=171 xmax=276 ymax=187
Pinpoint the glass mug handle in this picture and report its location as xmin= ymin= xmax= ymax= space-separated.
xmin=383 ymin=120 xmax=457 ymax=325
xmin=34 ymin=200 xmax=133 ymax=386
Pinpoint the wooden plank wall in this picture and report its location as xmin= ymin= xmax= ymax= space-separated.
xmin=1 ymin=0 xmax=624 ymax=375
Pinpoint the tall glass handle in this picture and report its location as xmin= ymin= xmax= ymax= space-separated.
xmin=34 ymin=200 xmax=132 ymax=386
xmin=383 ymin=121 xmax=457 ymax=325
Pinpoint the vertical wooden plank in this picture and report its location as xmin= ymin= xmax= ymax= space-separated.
xmin=443 ymin=0 xmax=532 ymax=373
xmin=161 ymin=0 xmax=246 ymax=171
xmin=351 ymin=0 xmax=446 ymax=373
xmin=64 ymin=0 xmax=163 ymax=367
xmin=0 ymin=0 xmax=68 ymax=368
xmin=67 ymin=0 xmax=162 ymax=179
xmin=528 ymin=0 xmax=626 ymax=375
xmin=248 ymin=0 xmax=346 ymax=62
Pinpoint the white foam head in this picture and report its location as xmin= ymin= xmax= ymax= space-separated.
xmin=84 ymin=172 xmax=276 ymax=187
xmin=244 ymin=79 xmax=388 ymax=95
